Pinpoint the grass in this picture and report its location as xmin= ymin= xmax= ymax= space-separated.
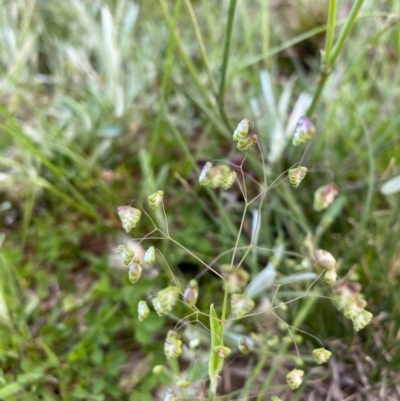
xmin=1 ymin=0 xmax=400 ymax=400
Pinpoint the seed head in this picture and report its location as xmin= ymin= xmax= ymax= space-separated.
xmin=313 ymin=184 xmax=339 ymax=211
xmin=138 ymin=300 xmax=150 ymax=321
xmin=288 ymin=167 xmax=308 ymax=187
xmin=314 ymin=249 xmax=336 ymax=270
xmin=144 ymin=246 xmax=156 ymax=265
xmin=183 ymin=279 xmax=199 ymax=307
xmin=199 ymin=162 xmax=212 ymax=185
xmin=352 ymin=309 xmax=373 ymax=331
xmin=117 ymin=244 xmax=135 ymax=265
xmin=312 ymin=348 xmax=332 ymax=364
xmin=292 ymin=116 xmax=315 ymax=146
xmin=233 ymin=118 xmax=251 ymax=141
xmin=324 ymin=269 xmax=337 ymax=285
xmin=333 ymin=281 xmax=361 ymax=311
xmin=231 ymin=294 xmax=255 ymax=318
xmin=148 ymin=190 xmax=164 ymax=209
xmin=221 ymin=171 xmax=237 ymax=190
xmin=128 ymin=258 xmax=143 ymax=284
xmin=221 ymin=265 xmax=250 ymax=294
xmin=344 ymin=298 xmax=367 ymax=320
xmin=286 ymin=368 xmax=304 ymax=390
xmin=164 ymin=330 xmax=183 ymax=359
xmin=237 ymin=134 xmax=258 ymax=151
xmin=152 ymin=286 xmax=180 ymax=316
xmin=117 ymin=206 xmax=141 ymax=232
xmin=199 ymin=163 xmax=231 ymax=188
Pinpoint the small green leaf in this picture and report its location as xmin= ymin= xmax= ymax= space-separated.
xmin=208 ymin=304 xmax=223 ymax=378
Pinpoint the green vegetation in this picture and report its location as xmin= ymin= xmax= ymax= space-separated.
xmin=1 ymin=0 xmax=400 ymax=400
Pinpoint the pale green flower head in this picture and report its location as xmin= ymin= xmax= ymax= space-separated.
xmin=288 ymin=166 xmax=308 ymax=187
xmin=148 ymin=190 xmax=164 ymax=209
xmin=221 ymin=265 xmax=250 ymax=294
xmin=128 ymin=258 xmax=142 ymax=284
xmin=231 ymin=294 xmax=255 ymax=318
xmin=152 ymin=286 xmax=180 ymax=316
xmin=313 ymin=184 xmax=339 ymax=211
xmin=237 ymin=134 xmax=257 ymax=151
xmin=164 ymin=330 xmax=182 ymax=359
xmin=117 ymin=244 xmax=135 ymax=265
xmin=138 ymin=300 xmax=150 ymax=322
xmin=233 ymin=118 xmax=251 ymax=141
xmin=183 ymin=279 xmax=199 ymax=307
xmin=352 ymin=309 xmax=373 ymax=331
xmin=312 ymin=348 xmax=332 ymax=364
xmin=324 ymin=268 xmax=337 ymax=285
xmin=314 ymin=249 xmax=337 ymax=270
xmin=118 ymin=206 xmax=141 ymax=232
xmin=144 ymin=246 xmax=156 ymax=265
xmin=292 ymin=116 xmax=315 ymax=146
xmin=286 ymin=368 xmax=304 ymax=390
xmin=221 ymin=171 xmax=237 ymax=190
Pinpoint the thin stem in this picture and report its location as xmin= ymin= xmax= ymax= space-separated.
xmin=329 ymin=0 xmax=366 ymax=66
xmin=236 ymin=246 xmax=252 ymax=270
xmin=161 ymin=201 xmax=170 ymax=237
xmin=307 ymin=0 xmax=365 ymax=116
xmin=220 ymin=287 xmax=229 ymax=324
xmin=156 ymin=249 xmax=182 ymax=290
xmin=218 ymin=0 xmax=238 ymax=130
xmin=306 ymin=70 xmax=329 ymax=118
xmin=230 ymin=204 xmax=248 ymax=268
xmin=165 ymin=234 xmax=224 ymax=280
xmin=324 ymin=0 xmax=338 ymax=63
xmin=183 ymin=0 xmax=218 ymax=95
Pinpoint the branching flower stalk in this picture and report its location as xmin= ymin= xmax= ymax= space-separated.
xmin=116 ymin=112 xmax=373 ymax=400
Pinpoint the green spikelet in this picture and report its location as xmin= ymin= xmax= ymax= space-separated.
xmin=292 ymin=116 xmax=315 ymax=146
xmin=117 ymin=206 xmax=141 ymax=232
xmin=148 ymin=190 xmax=164 ymax=209
xmin=288 ymin=167 xmax=308 ymax=187
xmin=231 ymin=294 xmax=255 ymax=318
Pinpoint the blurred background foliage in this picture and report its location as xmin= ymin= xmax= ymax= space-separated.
xmin=0 ymin=0 xmax=400 ymax=400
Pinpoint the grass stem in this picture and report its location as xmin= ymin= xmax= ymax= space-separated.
xmin=218 ymin=0 xmax=238 ymax=130
xmin=307 ymin=0 xmax=365 ymax=116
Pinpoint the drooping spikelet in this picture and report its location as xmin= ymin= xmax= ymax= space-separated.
xmin=288 ymin=167 xmax=308 ymax=187
xmin=117 ymin=206 xmax=141 ymax=232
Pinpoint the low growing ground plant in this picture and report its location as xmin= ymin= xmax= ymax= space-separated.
xmin=117 ymin=116 xmax=373 ymax=400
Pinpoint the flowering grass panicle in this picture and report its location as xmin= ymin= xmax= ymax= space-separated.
xmin=116 ymin=116 xmax=373 ymax=399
